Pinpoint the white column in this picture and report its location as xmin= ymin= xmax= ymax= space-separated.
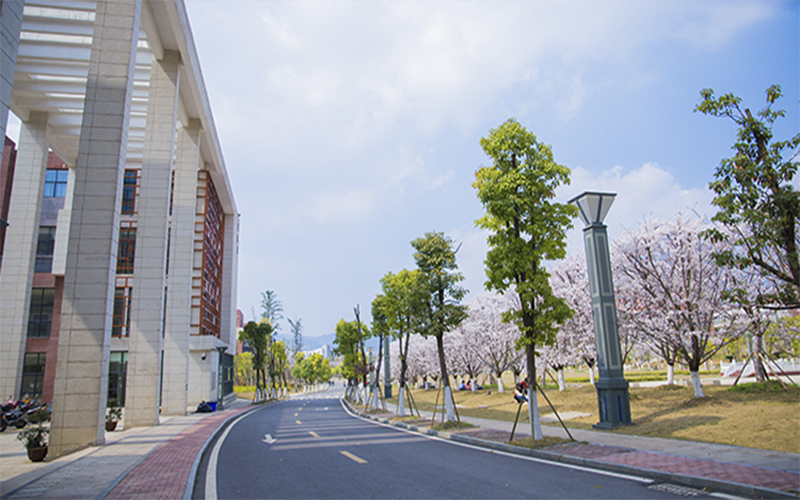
xmin=50 ymin=0 xmax=142 ymax=458
xmin=0 ymin=111 xmax=50 ymax=399
xmin=126 ymin=50 xmax=180 ymax=427
xmin=161 ymin=122 xmax=201 ymax=415
xmin=220 ymin=211 xmax=239 ymax=348
xmin=0 ymin=0 xmax=23 ymax=163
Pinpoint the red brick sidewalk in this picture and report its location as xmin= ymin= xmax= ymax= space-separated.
xmin=552 ymin=442 xmax=800 ymax=493
xmin=105 ymin=407 xmax=250 ymax=500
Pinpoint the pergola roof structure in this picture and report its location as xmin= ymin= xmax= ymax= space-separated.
xmin=9 ymin=0 xmax=235 ymax=212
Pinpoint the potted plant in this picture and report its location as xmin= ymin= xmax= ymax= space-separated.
xmin=106 ymin=398 xmax=122 ymax=432
xmin=17 ymin=423 xmax=48 ymax=462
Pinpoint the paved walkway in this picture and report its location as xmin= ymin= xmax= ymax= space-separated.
xmin=0 ymin=399 xmax=254 ymax=499
xmin=1 ymin=390 xmax=798 ymax=499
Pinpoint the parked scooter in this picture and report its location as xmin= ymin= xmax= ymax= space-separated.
xmin=0 ymin=397 xmax=38 ymax=432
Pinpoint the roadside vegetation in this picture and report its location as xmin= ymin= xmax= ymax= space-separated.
xmin=385 ymin=376 xmax=800 ymax=453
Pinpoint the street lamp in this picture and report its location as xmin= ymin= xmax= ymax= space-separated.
xmin=384 ymin=336 xmax=392 ymax=399
xmin=216 ymin=346 xmax=228 ymax=410
xmin=568 ymin=191 xmax=632 ymax=429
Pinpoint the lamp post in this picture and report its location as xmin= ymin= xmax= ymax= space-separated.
xmin=216 ymin=346 xmax=228 ymax=410
xmin=384 ymin=336 xmax=392 ymax=399
xmin=568 ymin=191 xmax=632 ymax=428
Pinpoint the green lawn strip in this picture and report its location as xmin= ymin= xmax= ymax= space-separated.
xmin=385 ymin=381 xmax=799 ymax=453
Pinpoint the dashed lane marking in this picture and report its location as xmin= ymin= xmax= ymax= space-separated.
xmin=340 ymin=451 xmax=367 ymax=464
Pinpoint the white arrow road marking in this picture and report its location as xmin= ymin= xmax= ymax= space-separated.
xmin=262 ymin=434 xmax=276 ymax=444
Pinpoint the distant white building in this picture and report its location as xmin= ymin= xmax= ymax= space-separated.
xmin=302 ymin=344 xmax=332 ymax=359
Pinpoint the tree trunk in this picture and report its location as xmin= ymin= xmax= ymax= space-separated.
xmin=666 ymin=363 xmax=675 ymax=385
xmin=435 ymin=334 xmax=455 ymax=422
xmin=526 ymin=343 xmax=543 ymax=440
xmin=496 ymin=373 xmax=505 ymax=394
xmin=588 ymin=366 xmax=595 ymax=385
xmin=398 ymin=385 xmax=406 ymax=417
xmin=753 ymin=334 xmax=767 ymax=382
xmin=557 ymin=369 xmax=566 ymax=392
xmin=690 ymin=370 xmax=705 ymax=398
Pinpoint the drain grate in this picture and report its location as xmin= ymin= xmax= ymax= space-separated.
xmin=648 ymin=482 xmax=706 ymax=497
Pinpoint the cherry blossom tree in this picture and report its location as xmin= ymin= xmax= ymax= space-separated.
xmin=550 ymin=254 xmax=597 ymax=387
xmin=445 ymin=327 xmax=485 ymax=392
xmin=461 ymin=292 xmax=521 ymax=393
xmin=615 ymin=214 xmax=743 ymax=397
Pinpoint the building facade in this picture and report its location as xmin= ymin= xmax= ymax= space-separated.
xmin=0 ymin=0 xmax=238 ymax=457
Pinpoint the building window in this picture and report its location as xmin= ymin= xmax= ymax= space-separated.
xmin=121 ymin=169 xmax=139 ymax=214
xmin=43 ymin=169 xmax=68 ymax=198
xmin=112 ymin=287 xmax=132 ymax=337
xmin=116 ymin=227 xmax=136 ymax=274
xmin=108 ymin=352 xmax=127 ymax=406
xmin=27 ymin=288 xmax=54 ymax=338
xmin=34 ymin=226 xmax=56 ymax=273
xmin=20 ymin=353 xmax=46 ymax=399
xmin=201 ymin=177 xmax=224 ymax=337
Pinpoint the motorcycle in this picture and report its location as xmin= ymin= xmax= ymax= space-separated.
xmin=0 ymin=400 xmax=32 ymax=432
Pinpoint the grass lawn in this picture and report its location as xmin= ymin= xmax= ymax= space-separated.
xmin=386 ymin=380 xmax=800 ymax=453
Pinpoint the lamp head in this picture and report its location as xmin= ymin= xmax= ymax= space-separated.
xmin=568 ymin=191 xmax=616 ymax=227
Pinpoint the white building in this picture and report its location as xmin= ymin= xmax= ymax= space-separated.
xmin=0 ymin=0 xmax=238 ymax=457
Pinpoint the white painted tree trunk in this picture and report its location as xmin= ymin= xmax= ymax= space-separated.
xmin=513 ymin=373 xmax=520 ymax=385
xmin=690 ymin=371 xmax=705 ymax=398
xmin=557 ymin=369 xmax=566 ymax=392
xmin=588 ymin=367 xmax=595 ymax=385
xmin=372 ymin=388 xmax=379 ymax=410
xmin=497 ymin=375 xmax=505 ymax=394
xmin=667 ymin=364 xmax=675 ymax=385
xmin=398 ymin=386 xmax=406 ymax=417
xmin=444 ymin=386 xmax=455 ymax=422
xmin=527 ymin=386 xmax=543 ymax=440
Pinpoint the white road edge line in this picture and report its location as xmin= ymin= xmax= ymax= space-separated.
xmin=205 ymin=411 xmax=258 ymax=500
xmin=338 ymin=398 xmax=654 ymax=485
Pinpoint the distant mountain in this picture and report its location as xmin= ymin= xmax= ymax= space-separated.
xmin=303 ymin=333 xmax=335 ymax=351
xmin=302 ymin=333 xmax=379 ymax=352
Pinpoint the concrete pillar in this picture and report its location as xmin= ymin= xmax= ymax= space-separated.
xmin=50 ymin=0 xmax=142 ymax=458
xmin=220 ymin=211 xmax=239 ymax=348
xmin=125 ymin=50 xmax=181 ymax=427
xmin=161 ymin=123 xmax=201 ymax=415
xmin=0 ymin=0 xmax=23 ymax=166
xmin=0 ymin=111 xmax=50 ymax=399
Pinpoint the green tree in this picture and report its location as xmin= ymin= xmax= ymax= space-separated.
xmin=411 ymin=231 xmax=468 ymax=422
xmin=696 ymin=85 xmax=800 ymax=308
xmin=308 ymin=353 xmax=332 ymax=385
xmin=291 ymin=352 xmax=307 ymax=390
xmin=240 ymin=320 xmax=274 ymax=401
xmin=333 ymin=318 xmax=370 ymax=401
xmin=370 ymin=294 xmax=390 ymax=409
xmin=269 ymin=340 xmax=288 ymax=396
xmin=380 ymin=269 xmax=425 ymax=416
xmin=472 ymin=118 xmax=576 ymax=439
xmin=260 ymin=290 xmax=283 ymax=327
xmin=288 ymin=317 xmax=303 ymax=360
xmin=234 ymin=351 xmax=254 ymax=386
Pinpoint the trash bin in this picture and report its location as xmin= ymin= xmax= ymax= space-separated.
xmin=208 ymin=401 xmax=217 ymax=412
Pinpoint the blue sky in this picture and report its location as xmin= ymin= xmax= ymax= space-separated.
xmin=184 ymin=0 xmax=799 ymax=341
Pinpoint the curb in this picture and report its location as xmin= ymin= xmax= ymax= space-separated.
xmin=341 ymin=398 xmax=797 ymax=500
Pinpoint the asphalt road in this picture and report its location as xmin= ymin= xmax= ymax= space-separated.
xmin=201 ymin=388 xmax=715 ymax=499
